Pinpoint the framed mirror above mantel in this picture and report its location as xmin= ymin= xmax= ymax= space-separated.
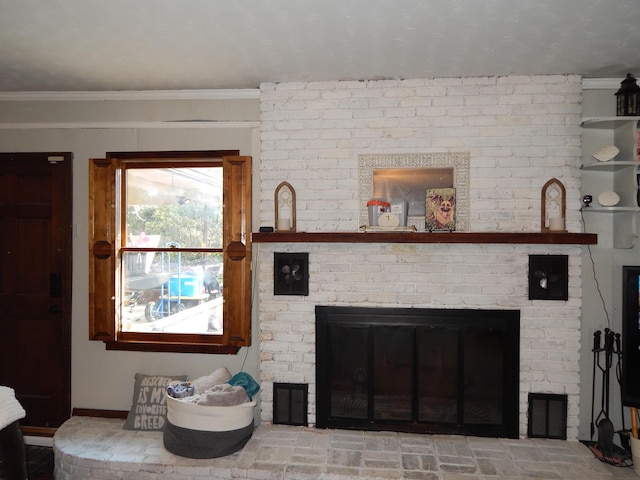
xmin=359 ymin=152 xmax=471 ymax=231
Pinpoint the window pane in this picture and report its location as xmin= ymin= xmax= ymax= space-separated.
xmin=125 ymin=167 xmax=223 ymax=249
xmin=122 ymin=165 xmax=224 ymax=336
xmin=122 ymin=252 xmax=223 ymax=334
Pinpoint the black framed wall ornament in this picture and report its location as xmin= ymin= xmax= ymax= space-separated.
xmin=274 ymin=252 xmax=309 ymax=296
xmin=528 ymin=255 xmax=569 ymax=301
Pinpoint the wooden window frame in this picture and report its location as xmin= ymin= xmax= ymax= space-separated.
xmin=89 ymin=151 xmax=251 ymax=354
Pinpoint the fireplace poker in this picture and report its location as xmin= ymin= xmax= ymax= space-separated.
xmin=590 ymin=330 xmax=601 ymax=440
xmin=603 ymin=328 xmax=614 ymax=419
xmin=614 ymin=332 xmax=625 ymax=433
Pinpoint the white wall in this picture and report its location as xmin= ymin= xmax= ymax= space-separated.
xmin=0 ymin=93 xmax=262 ymax=412
xmin=257 ymin=75 xmax=586 ymax=439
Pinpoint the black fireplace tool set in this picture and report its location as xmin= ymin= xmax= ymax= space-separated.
xmin=585 ymin=328 xmax=633 ymax=467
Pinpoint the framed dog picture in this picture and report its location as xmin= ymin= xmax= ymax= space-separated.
xmin=426 ymin=188 xmax=456 ymax=231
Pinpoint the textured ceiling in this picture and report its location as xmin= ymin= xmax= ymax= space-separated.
xmin=0 ymin=0 xmax=639 ymax=92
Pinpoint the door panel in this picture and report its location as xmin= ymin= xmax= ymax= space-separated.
xmin=0 ymin=153 xmax=72 ymax=428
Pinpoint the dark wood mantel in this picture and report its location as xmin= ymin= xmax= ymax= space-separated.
xmin=252 ymin=231 xmax=597 ymax=245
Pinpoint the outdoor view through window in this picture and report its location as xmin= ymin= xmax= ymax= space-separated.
xmin=121 ymin=166 xmax=223 ymax=335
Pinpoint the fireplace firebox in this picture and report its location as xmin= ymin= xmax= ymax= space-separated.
xmin=316 ymin=306 xmax=520 ymax=438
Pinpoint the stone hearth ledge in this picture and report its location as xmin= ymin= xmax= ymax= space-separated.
xmin=53 ymin=415 xmax=634 ymax=479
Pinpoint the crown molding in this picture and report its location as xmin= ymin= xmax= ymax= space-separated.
xmin=0 ymin=89 xmax=260 ymax=101
xmin=1 ymin=82 xmax=621 ymax=97
xmin=0 ymin=121 xmax=260 ymax=130
xmin=582 ymin=78 xmax=621 ymax=90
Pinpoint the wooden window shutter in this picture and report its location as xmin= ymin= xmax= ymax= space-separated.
xmin=88 ymin=158 xmax=117 ymax=341
xmin=223 ymin=156 xmax=252 ymax=346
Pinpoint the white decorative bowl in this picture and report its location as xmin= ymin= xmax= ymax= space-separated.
xmin=597 ymin=191 xmax=620 ymax=207
xmin=592 ymin=145 xmax=619 ymax=162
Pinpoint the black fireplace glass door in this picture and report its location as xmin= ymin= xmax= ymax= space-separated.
xmin=417 ymin=329 xmax=458 ymax=423
xmin=463 ymin=330 xmax=505 ymax=425
xmin=316 ymin=305 xmax=520 ymax=438
xmin=327 ymin=325 xmax=368 ymax=420
xmin=372 ymin=326 xmax=413 ymax=420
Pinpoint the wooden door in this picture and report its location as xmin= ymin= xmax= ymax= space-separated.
xmin=0 ymin=153 xmax=72 ymax=430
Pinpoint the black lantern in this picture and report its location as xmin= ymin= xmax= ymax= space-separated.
xmin=615 ymin=73 xmax=640 ymax=116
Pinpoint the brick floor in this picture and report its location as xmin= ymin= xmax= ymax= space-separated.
xmin=54 ymin=416 xmax=637 ymax=479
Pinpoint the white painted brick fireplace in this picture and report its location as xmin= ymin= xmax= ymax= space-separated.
xmin=256 ymin=75 xmax=584 ymax=439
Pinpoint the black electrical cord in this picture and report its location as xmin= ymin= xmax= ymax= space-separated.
xmin=581 ymin=209 xmax=611 ymax=329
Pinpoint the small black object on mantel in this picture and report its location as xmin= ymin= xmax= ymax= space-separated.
xmin=259 ymin=226 xmax=274 ymax=233
xmin=615 ymin=73 xmax=640 ymax=116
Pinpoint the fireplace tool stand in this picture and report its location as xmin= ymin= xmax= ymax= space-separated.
xmin=585 ymin=328 xmax=632 ymax=467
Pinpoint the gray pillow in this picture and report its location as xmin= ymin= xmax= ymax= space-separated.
xmin=124 ymin=373 xmax=188 ymax=431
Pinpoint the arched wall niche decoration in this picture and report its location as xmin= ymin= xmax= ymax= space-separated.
xmin=540 ymin=178 xmax=566 ymax=233
xmin=275 ymin=181 xmax=296 ymax=232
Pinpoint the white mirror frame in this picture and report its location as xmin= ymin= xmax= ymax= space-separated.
xmin=358 ymin=152 xmax=470 ymax=232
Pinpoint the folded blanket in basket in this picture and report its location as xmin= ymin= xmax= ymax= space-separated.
xmin=227 ymin=372 xmax=260 ymax=400
xmin=180 ymin=383 xmax=249 ymax=406
xmin=0 ymin=386 xmax=25 ymax=431
xmin=191 ymin=367 xmax=232 ymax=394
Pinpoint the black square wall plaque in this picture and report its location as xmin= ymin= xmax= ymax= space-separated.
xmin=528 ymin=254 xmax=568 ymax=300
xmin=274 ymin=252 xmax=309 ymax=296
